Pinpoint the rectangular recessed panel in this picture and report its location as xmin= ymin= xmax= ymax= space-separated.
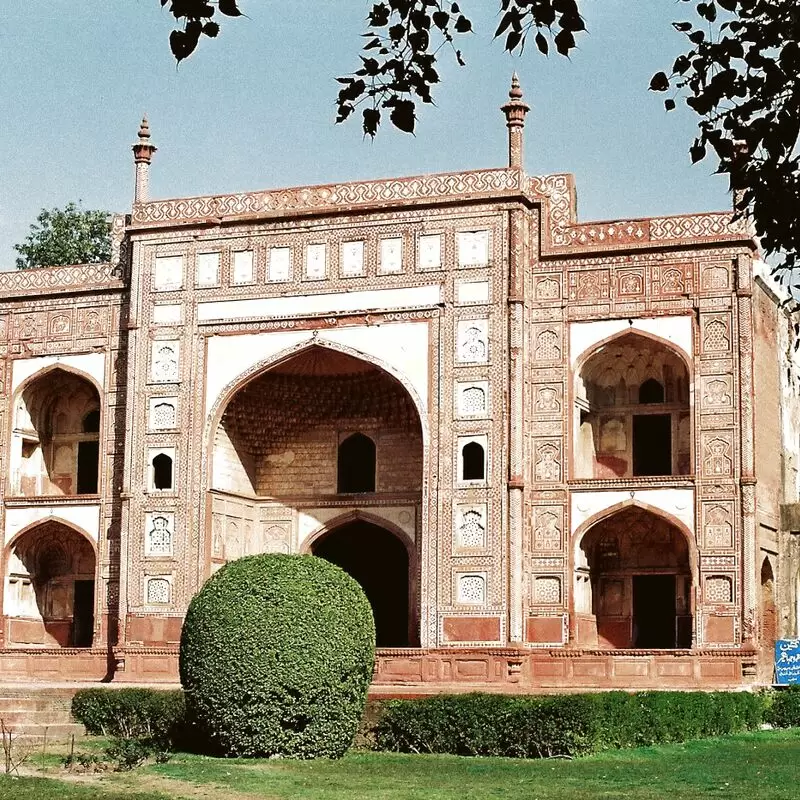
xmin=198 ymin=284 xmax=441 ymax=322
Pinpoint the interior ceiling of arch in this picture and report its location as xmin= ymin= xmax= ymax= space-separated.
xmin=219 ymin=346 xmax=420 ymax=455
xmin=19 ymin=370 xmax=99 ymax=434
xmin=269 ymin=346 xmax=379 ymax=377
xmin=581 ymin=507 xmax=689 ymax=569
xmin=581 ymin=336 xmax=688 ymax=389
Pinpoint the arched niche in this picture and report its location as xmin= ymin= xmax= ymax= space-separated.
xmin=573 ymin=332 xmax=691 ymax=479
xmin=574 ymin=506 xmax=693 ymax=650
xmin=10 ymin=367 xmax=101 ymax=497
xmin=4 ymin=520 xmax=96 ymax=647
xmin=337 ymin=433 xmax=376 ymax=493
xmin=759 ymin=557 xmax=777 ymax=680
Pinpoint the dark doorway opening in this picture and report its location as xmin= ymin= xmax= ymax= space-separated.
xmin=632 ymin=414 xmax=671 ymax=476
xmin=462 ymin=442 xmax=485 ymax=481
xmin=72 ymin=580 xmax=95 ymax=647
xmin=312 ymin=520 xmax=412 ymax=647
xmin=152 ymin=453 xmax=174 ymax=490
xmin=633 ymin=575 xmax=676 ymax=648
xmin=82 ymin=409 xmax=100 ymax=433
xmin=639 ymin=379 xmax=665 ymax=404
xmin=337 ymin=433 xmax=376 ymax=493
xmin=76 ymin=441 xmax=99 ymax=494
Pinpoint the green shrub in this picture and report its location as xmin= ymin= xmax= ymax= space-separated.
xmin=375 ymin=694 xmax=599 ymax=758
xmin=103 ymin=736 xmax=172 ymax=771
xmin=71 ymin=688 xmax=185 ymax=739
xmin=375 ymin=690 xmax=768 ymax=759
xmin=179 ymin=553 xmax=375 ymax=758
xmin=766 ymin=685 xmax=800 ymax=728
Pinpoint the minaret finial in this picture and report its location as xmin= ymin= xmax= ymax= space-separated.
xmin=132 ymin=115 xmax=157 ymax=203
xmin=501 ymin=75 xmax=531 ymax=169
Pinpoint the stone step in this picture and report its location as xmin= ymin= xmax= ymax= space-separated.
xmin=0 ymin=709 xmax=74 ymax=726
xmin=0 ymin=697 xmax=72 ymax=712
xmin=0 ymin=686 xmax=83 ymax=732
xmin=5 ymin=722 xmax=86 ymax=739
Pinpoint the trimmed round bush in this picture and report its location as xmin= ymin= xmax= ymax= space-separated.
xmin=179 ymin=553 xmax=375 ymax=758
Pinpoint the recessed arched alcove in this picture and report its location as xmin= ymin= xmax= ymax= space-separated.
xmin=575 ymin=506 xmax=693 ymax=649
xmin=311 ymin=519 xmax=413 ymax=647
xmin=4 ymin=521 xmax=96 ymax=647
xmin=211 ymin=345 xmax=422 ymax=498
xmin=337 ymin=433 xmax=376 ymax=493
xmin=574 ymin=333 xmax=691 ymax=479
xmin=10 ymin=368 xmax=101 ymax=497
xmin=207 ymin=344 xmax=424 ymax=595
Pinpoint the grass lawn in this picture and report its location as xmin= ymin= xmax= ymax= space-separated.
xmin=0 ymin=729 xmax=797 ymax=800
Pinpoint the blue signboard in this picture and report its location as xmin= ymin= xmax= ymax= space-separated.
xmin=775 ymin=639 xmax=800 ymax=685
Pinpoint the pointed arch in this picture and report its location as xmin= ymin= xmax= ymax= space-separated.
xmin=2 ymin=518 xmax=97 ymax=648
xmin=5 ymin=516 xmax=97 ymax=557
xmin=9 ymin=366 xmax=102 ymax=497
xmin=571 ymin=501 xmax=695 ymax=650
xmin=572 ymin=327 xmax=693 ymax=377
xmin=572 ymin=499 xmax=697 ymax=575
xmin=12 ymin=363 xmax=104 ymax=403
xmin=572 ymin=329 xmax=692 ymax=480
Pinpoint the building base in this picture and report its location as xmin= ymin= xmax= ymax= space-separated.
xmin=0 ymin=646 xmax=760 ymax=692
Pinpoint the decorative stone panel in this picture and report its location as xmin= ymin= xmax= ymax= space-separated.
xmin=457 ymin=573 xmax=486 ymax=605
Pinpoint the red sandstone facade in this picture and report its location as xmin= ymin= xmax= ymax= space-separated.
xmin=1 ymin=82 xmax=798 ymax=692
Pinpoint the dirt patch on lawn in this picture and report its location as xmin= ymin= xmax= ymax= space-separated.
xmin=16 ymin=765 xmax=276 ymax=800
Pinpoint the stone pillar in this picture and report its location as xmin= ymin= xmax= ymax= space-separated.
xmin=507 ymin=206 xmax=528 ymax=642
xmin=501 ymin=74 xmax=530 ymax=169
xmin=132 ymin=117 xmax=157 ymax=204
xmin=736 ymin=254 xmax=757 ymax=647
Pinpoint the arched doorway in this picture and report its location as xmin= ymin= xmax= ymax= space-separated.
xmin=759 ymin=557 xmax=777 ymax=681
xmin=4 ymin=521 xmax=96 ymax=647
xmin=310 ymin=520 xmax=413 ymax=647
xmin=10 ymin=368 xmax=101 ymax=497
xmin=574 ymin=333 xmax=691 ymax=479
xmin=575 ymin=506 xmax=692 ymax=649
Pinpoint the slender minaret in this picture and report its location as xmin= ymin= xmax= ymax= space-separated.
xmin=501 ymin=74 xmax=530 ymax=169
xmin=132 ymin=116 xmax=157 ymax=203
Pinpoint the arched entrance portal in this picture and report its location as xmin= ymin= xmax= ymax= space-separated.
xmin=575 ymin=506 xmax=692 ymax=649
xmin=311 ymin=520 xmax=413 ymax=648
xmin=4 ymin=521 xmax=96 ymax=647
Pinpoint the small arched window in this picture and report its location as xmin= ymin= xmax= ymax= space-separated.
xmin=337 ymin=433 xmax=376 ymax=493
xmin=82 ymin=409 xmax=100 ymax=433
xmin=152 ymin=453 xmax=174 ymax=491
xmin=639 ymin=378 xmax=665 ymax=404
xmin=462 ymin=442 xmax=485 ymax=481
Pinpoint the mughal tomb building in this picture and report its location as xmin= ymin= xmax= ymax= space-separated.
xmin=2 ymin=80 xmax=799 ymax=691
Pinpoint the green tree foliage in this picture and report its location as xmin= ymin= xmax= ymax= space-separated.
xmin=179 ymin=553 xmax=375 ymax=758
xmin=14 ymin=203 xmax=111 ymax=270
xmin=161 ymin=0 xmax=800 ymax=291
xmin=649 ymin=0 xmax=800 ymax=290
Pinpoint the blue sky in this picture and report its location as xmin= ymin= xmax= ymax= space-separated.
xmin=0 ymin=1 xmax=732 ymax=269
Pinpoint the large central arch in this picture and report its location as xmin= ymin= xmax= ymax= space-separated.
xmin=206 ymin=341 xmax=424 ymax=643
